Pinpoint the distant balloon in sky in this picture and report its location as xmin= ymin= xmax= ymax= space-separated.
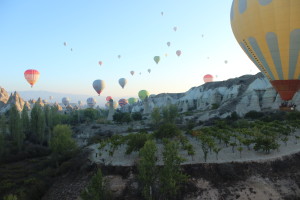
xmin=224 ymin=60 xmax=228 ymax=64
xmin=148 ymin=69 xmax=151 ymax=73
xmin=78 ymin=101 xmax=83 ymax=106
xmin=138 ymin=90 xmax=149 ymax=100
xmin=62 ymin=97 xmax=70 ymax=106
xmin=70 ymin=48 xmax=73 ymax=51
xmin=176 ymin=50 xmax=182 ymax=57
xmin=87 ymin=97 xmax=96 ymax=108
xmin=64 ymin=42 xmax=67 ymax=46
xmin=231 ymin=0 xmax=300 ymax=101
xmin=139 ymin=72 xmax=142 ymax=75
xmin=154 ymin=56 xmax=160 ymax=64
xmin=130 ymin=71 xmax=134 ymax=76
xmin=24 ymin=69 xmax=40 ymax=88
xmin=106 ymin=96 xmax=112 ymax=101
xmin=203 ymin=74 xmax=213 ymax=83
xmin=173 ymin=26 xmax=177 ymax=32
xmin=98 ymin=61 xmax=103 ymax=66
xmin=118 ymin=55 xmax=121 ymax=59
xmin=118 ymin=98 xmax=128 ymax=107
xmin=118 ymin=78 xmax=127 ymax=89
xmin=161 ymin=11 xmax=164 ymax=16
xmin=165 ymin=53 xmax=168 ymax=57
xmin=93 ymin=79 xmax=106 ymax=96
xmin=128 ymin=97 xmax=138 ymax=105
xmin=167 ymin=42 xmax=171 ymax=47
xmin=201 ymin=34 xmax=204 ymax=38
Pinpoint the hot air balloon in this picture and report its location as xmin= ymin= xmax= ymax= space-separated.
xmin=148 ymin=69 xmax=151 ymax=73
xmin=176 ymin=50 xmax=181 ymax=57
xmin=118 ymin=98 xmax=128 ymax=107
xmin=224 ymin=60 xmax=228 ymax=64
xmin=49 ymin=96 xmax=53 ymax=101
xmin=24 ymin=69 xmax=40 ymax=88
xmin=130 ymin=71 xmax=134 ymax=76
xmin=64 ymin=42 xmax=67 ymax=46
xmin=167 ymin=42 xmax=171 ymax=47
xmin=93 ymin=79 xmax=106 ymax=95
xmin=62 ymin=97 xmax=70 ymax=107
xmin=87 ymin=97 xmax=96 ymax=108
xmin=161 ymin=11 xmax=164 ymax=16
xmin=128 ymin=97 xmax=138 ymax=105
xmin=138 ymin=90 xmax=149 ymax=101
xmin=98 ymin=61 xmax=103 ymax=66
xmin=106 ymin=96 xmax=112 ymax=101
xmin=154 ymin=56 xmax=160 ymax=64
xmin=118 ymin=78 xmax=127 ymax=89
xmin=165 ymin=53 xmax=168 ymax=57
xmin=173 ymin=26 xmax=177 ymax=32
xmin=203 ymin=74 xmax=213 ymax=83
xmin=78 ymin=100 xmax=83 ymax=106
xmin=118 ymin=55 xmax=121 ymax=59
xmin=230 ymin=0 xmax=300 ymax=101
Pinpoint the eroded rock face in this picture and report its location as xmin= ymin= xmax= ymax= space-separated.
xmin=0 ymin=87 xmax=9 ymax=109
xmin=1 ymin=91 xmax=26 ymax=112
xmin=131 ymin=73 xmax=300 ymax=120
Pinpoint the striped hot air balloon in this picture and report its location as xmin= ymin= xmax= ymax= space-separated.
xmin=118 ymin=98 xmax=128 ymax=107
xmin=24 ymin=69 xmax=40 ymax=87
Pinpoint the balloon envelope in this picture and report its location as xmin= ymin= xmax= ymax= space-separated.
xmin=167 ymin=42 xmax=171 ymax=47
xmin=154 ymin=56 xmax=160 ymax=64
xmin=24 ymin=69 xmax=40 ymax=87
xmin=148 ymin=69 xmax=151 ymax=73
xmin=62 ymin=97 xmax=70 ymax=106
xmin=98 ymin=61 xmax=103 ymax=66
xmin=118 ymin=98 xmax=128 ymax=107
xmin=87 ymin=97 xmax=96 ymax=108
xmin=118 ymin=78 xmax=127 ymax=89
xmin=203 ymin=74 xmax=213 ymax=83
xmin=231 ymin=0 xmax=300 ymax=101
xmin=176 ymin=50 xmax=181 ymax=57
xmin=106 ymin=96 xmax=112 ymax=101
xmin=128 ymin=97 xmax=138 ymax=105
xmin=173 ymin=26 xmax=177 ymax=31
xmin=130 ymin=71 xmax=134 ymax=76
xmin=93 ymin=80 xmax=106 ymax=95
xmin=138 ymin=90 xmax=149 ymax=100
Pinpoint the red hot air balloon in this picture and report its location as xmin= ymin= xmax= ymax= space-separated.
xmin=98 ymin=61 xmax=103 ymax=66
xmin=106 ymin=96 xmax=112 ymax=101
xmin=24 ymin=69 xmax=40 ymax=87
xmin=203 ymin=74 xmax=213 ymax=83
xmin=176 ymin=50 xmax=182 ymax=57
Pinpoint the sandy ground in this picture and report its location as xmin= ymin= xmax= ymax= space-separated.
xmin=87 ymin=130 xmax=300 ymax=166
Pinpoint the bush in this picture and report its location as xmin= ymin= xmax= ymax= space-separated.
xmin=125 ymin=133 xmax=149 ymax=155
xmin=131 ymin=112 xmax=142 ymax=121
xmin=154 ymin=123 xmax=181 ymax=139
xmin=244 ymin=111 xmax=265 ymax=119
xmin=211 ymin=103 xmax=219 ymax=110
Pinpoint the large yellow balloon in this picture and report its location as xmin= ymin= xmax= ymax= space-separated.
xmin=231 ymin=0 xmax=300 ymax=101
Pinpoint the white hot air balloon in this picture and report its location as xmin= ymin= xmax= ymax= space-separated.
xmin=62 ymin=97 xmax=70 ymax=107
xmin=118 ymin=78 xmax=127 ymax=89
xmin=87 ymin=97 xmax=96 ymax=108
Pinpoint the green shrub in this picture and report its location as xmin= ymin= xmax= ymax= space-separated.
xmin=154 ymin=123 xmax=181 ymax=139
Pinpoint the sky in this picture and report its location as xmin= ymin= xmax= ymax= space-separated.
xmin=0 ymin=0 xmax=259 ymax=105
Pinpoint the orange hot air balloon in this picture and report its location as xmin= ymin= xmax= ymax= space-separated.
xmin=203 ymin=74 xmax=213 ymax=83
xmin=24 ymin=69 xmax=40 ymax=87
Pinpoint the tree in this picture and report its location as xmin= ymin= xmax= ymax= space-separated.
xmin=3 ymin=194 xmax=18 ymax=200
xmin=9 ymin=105 xmax=24 ymax=152
xmin=81 ymin=168 xmax=111 ymax=200
xmin=49 ymin=124 xmax=77 ymax=164
xmin=44 ymin=105 xmax=52 ymax=143
xmin=131 ymin=112 xmax=142 ymax=121
xmin=159 ymin=140 xmax=187 ymax=199
xmin=137 ymin=140 xmax=157 ymax=200
xmin=21 ymin=105 xmax=30 ymax=139
xmin=0 ymin=127 xmax=4 ymax=159
xmin=0 ymin=115 xmax=6 ymax=135
xmin=151 ymin=107 xmax=161 ymax=129
xmin=162 ymin=105 xmax=178 ymax=124
xmin=30 ymin=103 xmax=46 ymax=144
xmin=154 ymin=123 xmax=181 ymax=139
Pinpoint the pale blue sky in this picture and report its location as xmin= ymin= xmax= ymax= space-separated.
xmin=0 ymin=0 xmax=259 ymax=104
